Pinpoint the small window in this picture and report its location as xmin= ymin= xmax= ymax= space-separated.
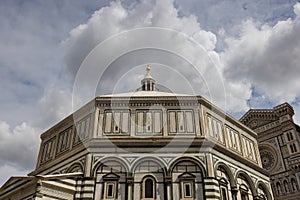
xmin=276 ymin=182 xmax=282 ymax=195
xmin=184 ymin=182 xmax=192 ymax=197
xmin=289 ymin=132 xmax=294 ymax=140
xmin=143 ymin=177 xmax=155 ymax=199
xmin=102 ymin=173 xmax=119 ymax=199
xmin=287 ymin=132 xmax=294 ymax=141
xmin=221 ymin=187 xmax=228 ymax=200
xmin=180 ymin=180 xmax=194 ymax=199
xmin=241 ymin=191 xmax=249 ymax=200
xmin=284 ymin=180 xmax=289 ymax=193
xmin=145 ymin=179 xmax=154 ymax=198
xmin=290 ymin=143 xmax=298 ymax=153
xmin=293 ymin=143 xmax=297 ymax=152
xmin=107 ymin=183 xmax=114 ymax=198
xmin=291 ymin=178 xmax=298 ymax=191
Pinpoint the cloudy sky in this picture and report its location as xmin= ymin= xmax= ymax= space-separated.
xmin=1 ymin=0 xmax=300 ymax=186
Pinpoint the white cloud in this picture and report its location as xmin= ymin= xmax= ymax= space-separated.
xmin=64 ymin=0 xmax=217 ymax=74
xmin=1 ymin=0 xmax=300 ymax=187
xmin=222 ymin=3 xmax=300 ymax=113
xmin=34 ymin=87 xmax=73 ymax=128
xmin=0 ymin=0 xmax=104 ymax=186
xmin=293 ymin=103 xmax=300 ymax=124
xmin=0 ymin=164 xmax=28 ymax=187
xmin=0 ymin=86 xmax=73 ymax=186
xmin=0 ymin=121 xmax=40 ymax=176
xmin=175 ymin=0 xmax=299 ymax=35
xmin=64 ymin=0 xmax=251 ymax=113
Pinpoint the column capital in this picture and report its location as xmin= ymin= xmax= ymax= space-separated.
xmin=164 ymin=176 xmax=172 ymax=184
xmin=126 ymin=176 xmax=134 ymax=185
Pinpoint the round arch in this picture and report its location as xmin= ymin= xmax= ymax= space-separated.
xmin=235 ymin=170 xmax=257 ymax=197
xmin=66 ymin=162 xmax=84 ymax=173
xmin=214 ymin=162 xmax=236 ymax=187
xmin=168 ymin=156 xmax=206 ymax=176
xmin=290 ymin=176 xmax=298 ymax=191
xmin=257 ymin=181 xmax=272 ymax=200
xmin=259 ymin=144 xmax=278 ymax=171
xmin=282 ymin=178 xmax=290 ymax=193
xmin=131 ymin=156 xmax=167 ymax=176
xmin=92 ymin=156 xmax=130 ymax=176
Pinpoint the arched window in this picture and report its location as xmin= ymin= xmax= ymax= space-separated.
xmin=142 ymin=176 xmax=155 ymax=199
xmin=95 ymin=160 xmax=127 ymax=200
xmin=257 ymin=184 xmax=267 ymax=200
xmin=220 ymin=185 xmax=229 ymax=200
xmin=276 ymin=182 xmax=282 ymax=195
xmin=145 ymin=179 xmax=154 ymax=198
xmin=237 ymin=173 xmax=253 ymax=200
xmin=171 ymin=160 xmax=204 ymax=200
xmin=216 ymin=165 xmax=232 ymax=200
xmin=283 ymin=180 xmax=289 ymax=193
xmin=291 ymin=178 xmax=298 ymax=191
xmin=239 ymin=184 xmax=249 ymax=200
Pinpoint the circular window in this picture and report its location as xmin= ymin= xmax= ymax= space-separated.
xmin=260 ymin=150 xmax=276 ymax=170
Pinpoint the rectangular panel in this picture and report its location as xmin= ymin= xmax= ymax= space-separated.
xmin=67 ymin=129 xmax=72 ymax=147
xmin=169 ymin=111 xmax=176 ymax=133
xmin=177 ymin=111 xmax=185 ymax=132
xmin=41 ymin=143 xmax=47 ymax=162
xmin=57 ymin=133 xmax=63 ymax=153
xmin=242 ymin=137 xmax=246 ymax=155
xmin=121 ymin=112 xmax=129 ymax=133
xmin=63 ymin=131 xmax=68 ymax=148
xmin=80 ymin=120 xmax=86 ymax=138
xmin=154 ymin=111 xmax=162 ymax=133
xmin=43 ymin=137 xmax=55 ymax=162
xmin=207 ymin=115 xmax=213 ymax=137
xmin=249 ymin=141 xmax=254 ymax=159
xmin=149 ymin=166 xmax=159 ymax=172
xmin=137 ymin=112 xmax=144 ymax=133
xmin=58 ymin=130 xmax=67 ymax=154
xmin=250 ymin=141 xmax=256 ymax=160
xmin=234 ymin=131 xmax=240 ymax=152
xmin=85 ymin=117 xmax=90 ymax=138
xmin=247 ymin=140 xmax=252 ymax=157
xmin=145 ymin=112 xmax=152 ymax=133
xmin=113 ymin=112 xmax=120 ymax=133
xmin=231 ymin=130 xmax=236 ymax=149
xmin=104 ymin=112 xmax=112 ymax=133
xmin=217 ymin=121 xmax=224 ymax=143
xmin=177 ymin=165 xmax=186 ymax=172
xmin=74 ymin=124 xmax=80 ymax=144
xmin=139 ymin=166 xmax=148 ymax=172
xmin=213 ymin=119 xmax=218 ymax=138
xmin=226 ymin=127 xmax=232 ymax=148
xmin=185 ymin=111 xmax=194 ymax=133
xmin=48 ymin=140 xmax=53 ymax=158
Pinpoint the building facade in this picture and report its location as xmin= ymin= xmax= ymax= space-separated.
xmin=0 ymin=68 xmax=273 ymax=200
xmin=240 ymin=103 xmax=300 ymax=200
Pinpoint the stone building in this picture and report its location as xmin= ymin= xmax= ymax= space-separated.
xmin=240 ymin=103 xmax=300 ymax=200
xmin=0 ymin=67 xmax=273 ymax=200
